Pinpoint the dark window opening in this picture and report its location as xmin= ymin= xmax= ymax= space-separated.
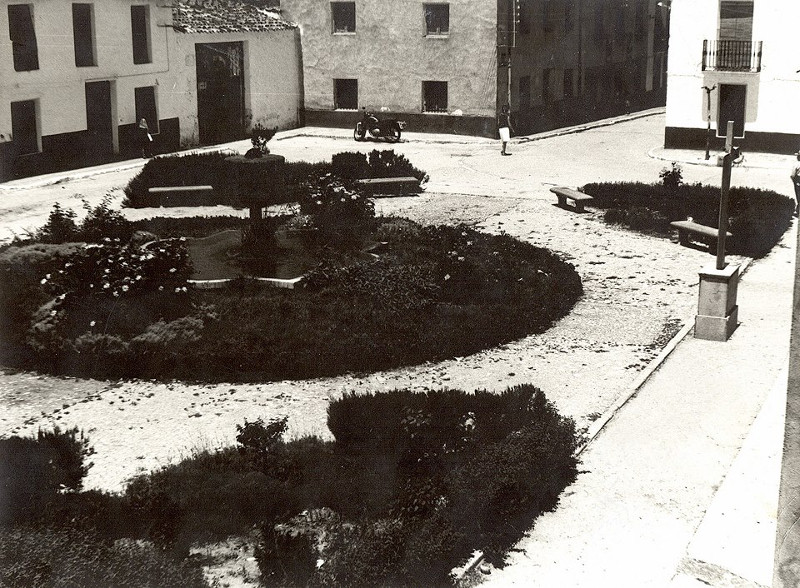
xmin=542 ymin=0 xmax=553 ymax=33
xmin=425 ymin=4 xmax=449 ymax=35
xmin=131 ymin=5 xmax=151 ymax=64
xmin=331 ymin=2 xmax=355 ymax=33
xmin=73 ymin=3 xmax=96 ymax=67
xmin=719 ymin=1 xmax=753 ymax=40
xmin=422 ymin=81 xmax=448 ymax=113
xmin=8 ymin=4 xmax=39 ymax=72
xmin=518 ymin=0 xmax=530 ymax=35
xmin=542 ymin=68 xmax=554 ymax=103
xmin=565 ymin=0 xmax=574 ymax=34
xmin=519 ymin=75 xmax=530 ymax=109
xmin=333 ymin=79 xmax=358 ymax=110
xmin=135 ymin=86 xmax=159 ymax=134
xmin=563 ymin=69 xmax=574 ymax=98
xmin=593 ymin=6 xmax=605 ymax=44
xmin=11 ymin=99 xmax=38 ymax=155
xmin=718 ymin=84 xmax=747 ymax=139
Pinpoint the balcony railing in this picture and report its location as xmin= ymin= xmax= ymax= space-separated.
xmin=702 ymin=39 xmax=762 ymax=72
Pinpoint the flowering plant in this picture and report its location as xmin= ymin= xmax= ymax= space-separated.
xmin=297 ymin=174 xmax=375 ymax=250
xmin=41 ymin=237 xmax=191 ymax=300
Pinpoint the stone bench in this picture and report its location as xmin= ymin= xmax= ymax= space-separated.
xmin=550 ymin=187 xmax=594 ymax=212
xmin=353 ymin=176 xmax=420 ymax=196
xmin=670 ymin=220 xmax=732 ymax=250
xmin=148 ymin=185 xmax=215 ymax=207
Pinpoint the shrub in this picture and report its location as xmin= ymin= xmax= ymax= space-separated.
xmin=78 ymin=195 xmax=135 ymax=243
xmin=659 ymin=162 xmax=683 ymax=190
xmin=0 ymin=527 xmax=210 ymax=588
xmin=330 ymin=149 xmax=429 ymax=187
xmin=0 ymin=426 xmax=93 ymax=525
xmin=123 ymin=152 xmax=231 ymax=207
xmin=298 ymin=175 xmax=376 ymax=250
xmin=582 ymin=182 xmax=794 ymax=257
xmin=36 ymin=203 xmax=78 ymax=244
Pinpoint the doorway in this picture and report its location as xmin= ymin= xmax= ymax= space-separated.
xmin=85 ymin=80 xmax=114 ymax=161
xmin=717 ymin=84 xmax=746 ymax=139
xmin=195 ymin=42 xmax=245 ymax=145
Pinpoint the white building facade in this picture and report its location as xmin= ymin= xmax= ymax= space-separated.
xmin=1 ymin=0 xmax=302 ymax=182
xmin=664 ymin=0 xmax=800 ymax=153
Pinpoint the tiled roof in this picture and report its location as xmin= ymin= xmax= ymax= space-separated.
xmin=172 ymin=0 xmax=296 ymax=34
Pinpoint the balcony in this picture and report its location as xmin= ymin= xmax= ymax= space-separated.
xmin=702 ymin=39 xmax=762 ymax=73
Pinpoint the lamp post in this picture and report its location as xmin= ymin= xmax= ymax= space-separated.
xmin=702 ymin=84 xmax=716 ymax=161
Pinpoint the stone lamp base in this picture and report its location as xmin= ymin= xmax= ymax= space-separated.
xmin=695 ymin=262 xmax=740 ymax=341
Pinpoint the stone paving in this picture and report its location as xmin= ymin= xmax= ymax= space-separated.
xmin=0 ymin=111 xmax=795 ymax=586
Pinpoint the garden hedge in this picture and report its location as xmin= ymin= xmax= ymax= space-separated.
xmin=581 ymin=181 xmax=794 ymax=258
xmin=1 ymin=217 xmax=582 ymax=383
xmin=123 ymin=149 xmax=428 ymax=208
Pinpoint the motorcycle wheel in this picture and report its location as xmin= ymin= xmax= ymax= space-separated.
xmin=388 ymin=124 xmax=401 ymax=143
xmin=354 ymin=123 xmax=365 ymax=141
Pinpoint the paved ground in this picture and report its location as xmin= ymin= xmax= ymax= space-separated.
xmin=0 ymin=110 xmax=795 ymax=587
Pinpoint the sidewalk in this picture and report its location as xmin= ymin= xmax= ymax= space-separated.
xmin=481 ymin=223 xmax=795 ymax=587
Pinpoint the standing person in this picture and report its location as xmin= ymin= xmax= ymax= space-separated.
xmin=137 ymin=118 xmax=153 ymax=158
xmin=498 ymin=105 xmax=513 ymax=156
xmin=791 ymin=152 xmax=800 ymax=217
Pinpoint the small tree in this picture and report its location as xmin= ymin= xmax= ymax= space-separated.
xmin=659 ymin=162 xmax=684 ymax=191
xmin=244 ymin=124 xmax=277 ymax=159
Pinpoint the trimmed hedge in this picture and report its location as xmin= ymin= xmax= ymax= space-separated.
xmin=120 ymin=386 xmax=577 ymax=586
xmin=2 ymin=219 xmax=582 ymax=382
xmin=581 ymin=181 xmax=794 ymax=258
xmin=123 ymin=150 xmax=428 ymax=208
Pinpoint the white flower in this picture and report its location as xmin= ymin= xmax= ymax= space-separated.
xmin=316 ymin=200 xmax=322 ymax=205
xmin=444 ymin=274 xmax=451 ymax=281
xmin=103 ymin=283 xmax=110 ymax=289
xmin=169 ymin=268 xmax=177 ymax=273
xmin=179 ymin=237 xmax=186 ymax=242
xmin=50 ymin=310 xmax=57 ymax=316
xmin=40 ymin=278 xmax=47 ymax=285
xmin=121 ymin=285 xmax=129 ymax=292
xmin=158 ymin=285 xmax=164 ymax=291
xmin=89 ymin=321 xmax=96 ymax=327
xmin=113 ymin=291 xmax=119 ymax=297
xmin=104 ymin=268 xmax=110 ymax=274
xmin=458 ymin=256 xmax=465 ymax=262
xmin=175 ymin=287 xmax=181 ymax=293
xmin=45 ymin=274 xmax=51 ymax=279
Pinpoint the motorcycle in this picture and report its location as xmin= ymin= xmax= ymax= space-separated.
xmin=354 ymin=112 xmax=405 ymax=143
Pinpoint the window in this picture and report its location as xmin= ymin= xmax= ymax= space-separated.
xmin=542 ymin=0 xmax=553 ymax=33
xmin=422 ymin=81 xmax=447 ymax=113
xmin=542 ymin=68 xmax=554 ymax=103
xmin=135 ymin=86 xmax=159 ymax=133
xmin=72 ymin=3 xmax=96 ymax=67
xmin=563 ymin=69 xmax=574 ymax=98
xmin=719 ymin=1 xmax=753 ymax=40
xmin=333 ymin=79 xmax=358 ymax=110
xmin=8 ymin=4 xmax=39 ymax=72
xmin=11 ymin=100 xmax=38 ymax=155
xmin=593 ymin=6 xmax=605 ymax=44
xmin=424 ymin=4 xmax=449 ymax=35
xmin=519 ymin=75 xmax=530 ymax=109
xmin=518 ymin=0 xmax=530 ymax=36
xmin=564 ymin=0 xmax=574 ymax=34
xmin=634 ymin=2 xmax=646 ymax=41
xmin=131 ymin=5 xmax=151 ymax=64
xmin=331 ymin=2 xmax=355 ymax=33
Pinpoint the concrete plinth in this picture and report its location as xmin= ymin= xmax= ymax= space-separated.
xmin=695 ymin=263 xmax=740 ymax=341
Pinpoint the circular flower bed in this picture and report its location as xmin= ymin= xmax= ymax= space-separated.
xmin=0 ymin=216 xmax=582 ymax=383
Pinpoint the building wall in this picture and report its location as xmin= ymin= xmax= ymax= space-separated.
xmin=170 ymin=28 xmax=302 ymax=147
xmin=665 ymin=0 xmax=800 ymax=153
xmin=0 ymin=0 xmax=182 ymax=179
xmin=280 ymin=0 xmax=498 ymax=135
xmin=510 ymin=0 xmax=668 ymax=136
xmin=1 ymin=0 xmax=302 ymax=181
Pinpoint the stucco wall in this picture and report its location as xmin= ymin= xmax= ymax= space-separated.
xmin=170 ymin=28 xmax=302 ymax=147
xmin=665 ymin=0 xmax=800 ymax=137
xmin=0 ymin=0 xmax=176 ymax=141
xmin=280 ymin=0 xmax=497 ymax=117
